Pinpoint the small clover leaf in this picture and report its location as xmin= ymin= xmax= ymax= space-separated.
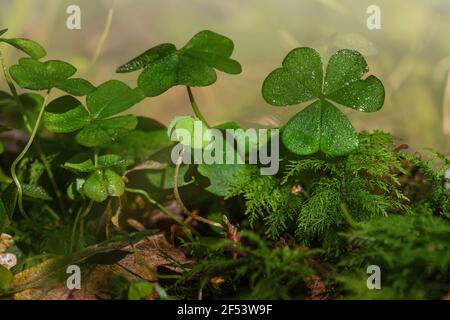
xmin=64 ymin=154 xmax=133 ymax=173
xmin=262 ymin=47 xmax=384 ymax=156
xmin=9 ymin=58 xmax=95 ymax=96
xmin=168 ymin=115 xmax=211 ymax=149
xmin=82 ymin=169 xmax=125 ymax=202
xmin=0 ymin=29 xmax=46 ymax=59
xmin=43 ymin=80 xmax=143 ymax=147
xmin=116 ymin=30 xmax=241 ymax=97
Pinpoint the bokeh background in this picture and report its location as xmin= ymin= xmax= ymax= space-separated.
xmin=1 ymin=0 xmax=449 ymax=154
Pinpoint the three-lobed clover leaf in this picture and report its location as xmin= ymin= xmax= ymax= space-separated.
xmin=82 ymin=169 xmax=125 ymax=202
xmin=262 ymin=47 xmax=385 ymax=156
xmin=64 ymin=154 xmax=133 ymax=173
xmin=116 ymin=30 xmax=241 ymax=97
xmin=10 ymin=58 xmax=95 ymax=96
xmin=0 ymin=28 xmax=46 ymax=59
xmin=63 ymin=154 xmax=131 ymax=202
xmin=43 ymin=80 xmax=144 ymax=147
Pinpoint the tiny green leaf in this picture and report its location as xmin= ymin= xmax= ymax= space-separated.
xmin=0 ymin=37 xmax=46 ymax=59
xmin=9 ymin=58 xmax=95 ymax=95
xmin=0 ymin=29 xmax=8 ymax=37
xmin=83 ymin=170 xmax=108 ymax=202
xmin=22 ymin=184 xmax=53 ymax=201
xmin=75 ymin=115 xmax=138 ymax=147
xmin=82 ymin=169 xmax=125 ymax=202
xmin=168 ymin=116 xmax=210 ymax=149
xmin=104 ymin=169 xmax=125 ymax=197
xmin=128 ymin=280 xmax=154 ymax=300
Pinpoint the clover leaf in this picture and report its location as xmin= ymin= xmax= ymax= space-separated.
xmin=262 ymin=47 xmax=384 ymax=156
xmin=64 ymin=154 xmax=133 ymax=173
xmin=82 ymin=169 xmax=125 ymax=202
xmin=0 ymin=29 xmax=46 ymax=59
xmin=43 ymin=80 xmax=144 ymax=147
xmin=116 ymin=30 xmax=241 ymax=97
xmin=9 ymin=58 xmax=95 ymax=96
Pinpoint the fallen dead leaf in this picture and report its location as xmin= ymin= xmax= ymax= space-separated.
xmin=11 ymin=233 xmax=192 ymax=300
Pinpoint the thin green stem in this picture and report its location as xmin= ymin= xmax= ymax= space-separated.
xmin=1 ymin=49 xmax=65 ymax=214
xmin=173 ymin=148 xmax=190 ymax=215
xmin=70 ymin=202 xmax=85 ymax=253
xmin=0 ymin=49 xmax=32 ymax=132
xmin=79 ymin=200 xmax=94 ymax=243
xmin=186 ymin=86 xmax=209 ymax=127
xmin=125 ymin=187 xmax=196 ymax=237
xmin=10 ymin=90 xmax=51 ymax=218
xmin=90 ymin=0 xmax=115 ymax=67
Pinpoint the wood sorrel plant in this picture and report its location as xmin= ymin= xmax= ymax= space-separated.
xmin=262 ymin=47 xmax=385 ymax=156
xmin=0 ymin=28 xmax=448 ymax=300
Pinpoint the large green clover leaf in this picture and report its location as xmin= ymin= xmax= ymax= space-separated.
xmin=43 ymin=80 xmax=144 ymax=147
xmin=9 ymin=58 xmax=95 ymax=96
xmin=116 ymin=30 xmax=241 ymax=97
xmin=262 ymin=47 xmax=384 ymax=156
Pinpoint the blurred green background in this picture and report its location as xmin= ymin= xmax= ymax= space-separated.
xmin=1 ymin=0 xmax=449 ymax=153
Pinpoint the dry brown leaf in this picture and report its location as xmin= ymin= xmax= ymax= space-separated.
xmin=11 ymin=233 xmax=191 ymax=300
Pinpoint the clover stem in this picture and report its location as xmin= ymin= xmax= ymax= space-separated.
xmin=186 ymin=86 xmax=209 ymax=127
xmin=70 ymin=202 xmax=85 ymax=253
xmin=0 ymin=49 xmax=32 ymax=132
xmin=125 ymin=187 xmax=196 ymax=238
xmin=90 ymin=0 xmax=115 ymax=68
xmin=10 ymin=90 xmax=51 ymax=218
xmin=1 ymin=50 xmax=65 ymax=214
xmin=79 ymin=200 xmax=93 ymax=244
xmin=173 ymin=148 xmax=190 ymax=215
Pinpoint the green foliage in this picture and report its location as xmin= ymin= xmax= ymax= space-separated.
xmin=176 ymin=232 xmax=316 ymax=299
xmin=168 ymin=115 xmax=210 ymax=149
xmin=227 ymin=131 xmax=413 ymax=252
xmin=44 ymin=80 xmax=143 ymax=147
xmin=0 ymin=266 xmax=13 ymax=291
xmin=128 ymin=280 xmax=154 ymax=300
xmin=336 ymin=214 xmax=450 ymax=299
xmin=262 ymin=48 xmax=384 ymax=156
xmin=117 ymin=30 xmax=241 ymax=97
xmin=0 ymin=28 xmax=448 ymax=301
